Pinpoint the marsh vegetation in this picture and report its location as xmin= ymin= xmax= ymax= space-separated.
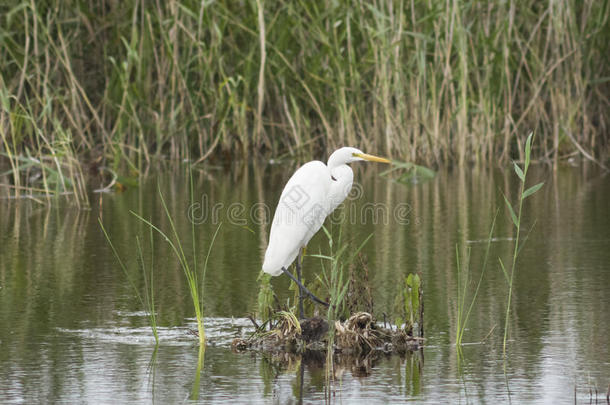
xmin=1 ymin=0 xmax=609 ymax=203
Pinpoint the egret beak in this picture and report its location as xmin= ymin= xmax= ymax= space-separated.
xmin=353 ymin=153 xmax=391 ymax=164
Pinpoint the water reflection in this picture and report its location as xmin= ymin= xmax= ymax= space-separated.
xmin=245 ymin=349 xmax=423 ymax=403
xmin=0 ymin=162 xmax=609 ymax=403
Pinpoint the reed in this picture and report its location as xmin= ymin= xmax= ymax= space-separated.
xmin=1 ymin=1 xmax=608 ymax=201
xmin=395 ymin=273 xmax=422 ymax=335
xmin=131 ymin=186 xmax=222 ymax=347
xmin=501 ymin=133 xmax=543 ymax=356
xmin=256 ymin=272 xmax=274 ymax=325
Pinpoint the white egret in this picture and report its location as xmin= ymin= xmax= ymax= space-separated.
xmin=262 ymin=147 xmax=391 ymax=318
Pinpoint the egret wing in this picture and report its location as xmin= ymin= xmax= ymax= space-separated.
xmin=262 ymin=161 xmax=332 ymax=275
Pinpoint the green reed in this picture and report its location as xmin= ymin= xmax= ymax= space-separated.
xmin=190 ymin=344 xmax=206 ymax=400
xmin=501 ymin=133 xmax=544 ymax=356
xmin=394 ymin=273 xmax=422 ymax=336
xmin=131 ymin=185 xmax=222 ymax=347
xmin=256 ymin=272 xmax=274 ymax=326
xmin=1 ymin=0 xmax=608 ymax=203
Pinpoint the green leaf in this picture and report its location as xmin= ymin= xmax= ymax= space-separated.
xmin=522 ymin=182 xmax=544 ymax=199
xmin=380 ymin=160 xmax=435 ymax=183
xmin=0 ymin=87 xmax=10 ymax=112
xmin=338 ymin=283 xmax=349 ymax=303
xmin=308 ymin=254 xmax=333 ymax=260
xmin=513 ymin=162 xmax=525 ymax=182
xmin=524 ymin=132 xmax=533 ymax=170
xmin=321 ymin=225 xmax=332 ymax=248
xmin=414 ymin=165 xmax=436 ymax=180
xmin=503 ymin=195 xmax=518 ymax=227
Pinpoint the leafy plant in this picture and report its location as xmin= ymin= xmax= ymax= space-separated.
xmin=309 ymin=225 xmax=372 ymax=391
xmin=131 ymin=186 xmax=222 ymax=347
xmin=257 ymin=272 xmax=275 ymax=325
xmin=313 ymin=227 xmax=373 ymax=323
xmin=501 ymin=132 xmax=544 ymax=356
xmin=394 ymin=273 xmax=423 ymax=336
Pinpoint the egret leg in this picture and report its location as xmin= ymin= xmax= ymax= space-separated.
xmin=296 ymin=250 xmax=305 ymax=319
xmin=281 ymin=267 xmax=329 ymax=308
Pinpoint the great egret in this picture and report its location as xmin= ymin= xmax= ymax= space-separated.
xmin=262 ymin=147 xmax=391 ymax=318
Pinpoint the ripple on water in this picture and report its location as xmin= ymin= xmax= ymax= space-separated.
xmin=56 ymin=316 xmax=255 ymax=347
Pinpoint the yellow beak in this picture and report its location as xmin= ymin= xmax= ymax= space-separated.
xmin=353 ymin=153 xmax=391 ymax=164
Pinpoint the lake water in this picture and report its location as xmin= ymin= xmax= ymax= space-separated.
xmin=1 ymin=161 xmax=609 ymax=404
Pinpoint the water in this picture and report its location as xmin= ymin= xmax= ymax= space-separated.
xmin=1 ymin=162 xmax=609 ymax=404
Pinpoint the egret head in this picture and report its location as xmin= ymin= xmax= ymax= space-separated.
xmin=328 ymin=147 xmax=391 ymax=168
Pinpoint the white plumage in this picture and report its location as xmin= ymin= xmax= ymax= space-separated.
xmin=262 ymin=147 xmax=389 ymax=276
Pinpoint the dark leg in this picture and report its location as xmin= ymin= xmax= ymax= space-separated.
xmin=296 ymin=249 xmax=305 ymax=319
xmin=281 ymin=267 xmax=329 ymax=308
